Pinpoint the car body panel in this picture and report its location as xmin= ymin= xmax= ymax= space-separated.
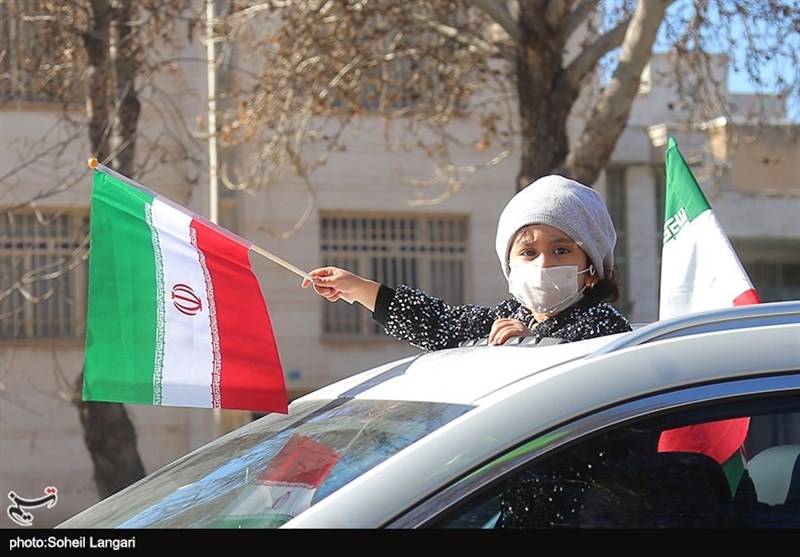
xmin=57 ymin=300 xmax=800 ymax=529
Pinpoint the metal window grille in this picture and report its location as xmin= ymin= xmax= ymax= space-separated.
xmin=0 ymin=210 xmax=89 ymax=340
xmin=319 ymin=212 xmax=469 ymax=338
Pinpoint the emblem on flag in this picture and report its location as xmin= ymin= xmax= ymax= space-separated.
xmin=171 ymin=283 xmax=203 ymax=316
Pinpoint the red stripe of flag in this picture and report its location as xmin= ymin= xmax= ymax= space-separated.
xmin=659 ymin=418 xmax=751 ymax=465
xmin=191 ymin=220 xmax=288 ymax=414
xmin=733 ymin=289 xmax=761 ymax=306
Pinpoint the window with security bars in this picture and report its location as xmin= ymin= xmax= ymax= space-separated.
xmin=1 ymin=210 xmax=89 ymax=340
xmin=319 ymin=213 xmax=469 ymax=338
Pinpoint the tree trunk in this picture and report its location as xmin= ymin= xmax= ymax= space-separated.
xmin=73 ymin=372 xmax=146 ymax=499
xmin=515 ymin=1 xmax=580 ymax=190
xmin=566 ymin=0 xmax=673 ymax=185
xmin=75 ymin=0 xmax=146 ymax=500
xmin=84 ymin=0 xmax=111 ymax=160
xmin=109 ymin=0 xmax=140 ymax=171
xmin=516 ymin=0 xmax=672 ymax=189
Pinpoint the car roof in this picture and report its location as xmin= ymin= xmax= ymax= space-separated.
xmin=299 ymin=300 xmax=800 ymax=408
xmin=302 ymin=333 xmax=617 ymax=405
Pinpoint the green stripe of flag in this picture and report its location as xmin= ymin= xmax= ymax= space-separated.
xmin=664 ymin=137 xmax=711 ymax=244
xmin=84 ymin=171 xmax=158 ymax=404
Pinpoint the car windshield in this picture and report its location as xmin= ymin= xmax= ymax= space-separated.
xmin=59 ymin=398 xmax=473 ymax=528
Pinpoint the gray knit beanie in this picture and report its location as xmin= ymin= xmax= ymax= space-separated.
xmin=495 ymin=175 xmax=616 ymax=280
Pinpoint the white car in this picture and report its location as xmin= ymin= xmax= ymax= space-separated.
xmin=58 ymin=300 xmax=800 ymax=528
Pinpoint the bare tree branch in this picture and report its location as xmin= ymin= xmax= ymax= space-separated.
xmin=567 ymin=0 xmax=676 ymax=183
xmin=472 ymin=0 xmax=519 ymax=42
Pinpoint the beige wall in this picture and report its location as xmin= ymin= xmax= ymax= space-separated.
xmin=712 ymin=125 xmax=800 ymax=195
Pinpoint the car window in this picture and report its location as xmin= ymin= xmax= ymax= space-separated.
xmin=59 ymin=398 xmax=472 ymax=528
xmin=428 ymin=395 xmax=800 ymax=529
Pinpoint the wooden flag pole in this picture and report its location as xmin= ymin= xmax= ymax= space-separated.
xmin=248 ymin=244 xmax=312 ymax=281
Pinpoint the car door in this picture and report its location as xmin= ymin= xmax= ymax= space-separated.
xmin=391 ymin=375 xmax=800 ymax=528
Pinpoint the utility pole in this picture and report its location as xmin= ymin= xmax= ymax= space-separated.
xmin=206 ymin=0 xmax=223 ymax=439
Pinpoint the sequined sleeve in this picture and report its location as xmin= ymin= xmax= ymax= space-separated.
xmin=378 ymin=284 xmax=522 ymax=351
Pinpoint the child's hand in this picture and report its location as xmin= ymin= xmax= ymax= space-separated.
xmin=302 ymin=267 xmax=365 ymax=305
xmin=488 ymin=318 xmax=533 ymax=345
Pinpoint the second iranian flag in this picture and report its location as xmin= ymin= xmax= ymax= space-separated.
xmin=659 ymin=137 xmax=760 ymax=319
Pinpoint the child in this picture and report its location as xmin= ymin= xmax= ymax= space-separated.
xmin=303 ymin=174 xmax=631 ymax=349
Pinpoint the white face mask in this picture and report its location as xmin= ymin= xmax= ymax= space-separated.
xmin=508 ymin=264 xmax=594 ymax=315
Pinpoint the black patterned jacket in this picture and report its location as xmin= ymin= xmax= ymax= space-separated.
xmin=372 ymin=284 xmax=632 ymax=351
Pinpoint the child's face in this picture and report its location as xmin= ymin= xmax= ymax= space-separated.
xmin=509 ymin=224 xmax=595 ymax=285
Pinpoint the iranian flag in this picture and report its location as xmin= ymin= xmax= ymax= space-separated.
xmin=84 ymin=163 xmax=288 ymax=414
xmin=657 ymin=137 xmax=759 ymax=493
xmin=659 ymin=136 xmax=761 ymax=319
